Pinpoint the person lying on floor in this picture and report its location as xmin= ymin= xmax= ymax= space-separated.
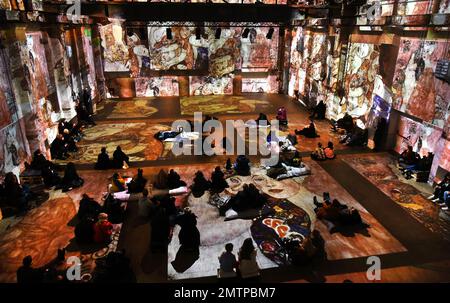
xmin=311 ymin=142 xmax=326 ymax=161
xmin=313 ymin=196 xmax=363 ymax=232
xmin=190 ymin=171 xmax=211 ymax=198
xmin=340 ymin=124 xmax=368 ymax=147
xmin=276 ymin=162 xmax=311 ymax=181
xmin=127 ymin=168 xmax=147 ymax=193
xmin=175 ymin=208 xmax=200 ymax=251
xmin=266 ymin=159 xmax=287 ymax=179
xmin=295 ymin=119 xmax=319 ymax=138
xmin=428 ymin=173 xmax=450 ymax=203
xmin=95 ymin=147 xmax=111 ymax=170
xmin=112 ymin=146 xmax=130 ymax=169
xmin=154 ymin=126 xmax=183 ymax=141
xmin=210 ymin=166 xmax=229 ymax=193
xmin=60 ymin=162 xmax=84 ymax=192
xmin=285 ymin=150 xmax=302 ymax=167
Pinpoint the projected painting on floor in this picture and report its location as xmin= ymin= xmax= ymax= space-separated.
xmin=392 ymin=38 xmax=450 ymax=128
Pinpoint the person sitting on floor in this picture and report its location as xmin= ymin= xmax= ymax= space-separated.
xmin=167 ymin=169 xmax=187 ymax=190
xmin=295 ymin=119 xmax=319 ymax=138
xmin=62 ymin=129 xmax=78 ymax=152
xmin=428 ymin=173 xmax=450 ymax=203
xmin=266 ymin=159 xmax=287 ymax=179
xmin=286 ymin=150 xmax=302 ymax=167
xmin=29 ymin=149 xmax=50 ymax=170
xmin=323 ymin=141 xmax=336 ymax=159
xmin=153 ymin=169 xmax=169 ymax=189
xmin=111 ymin=172 xmax=126 ymax=193
xmin=210 ymin=166 xmax=229 ymax=193
xmin=112 ymin=146 xmax=130 ymax=169
xmin=310 ymin=100 xmax=326 ymax=120
xmin=190 ymin=171 xmax=211 ymax=198
xmin=75 ymin=215 xmax=95 ymax=244
xmin=398 ymin=145 xmax=420 ymax=170
xmin=276 ymin=161 xmax=311 ymax=180
xmin=41 ymin=162 xmax=61 ymax=188
xmin=95 ymin=147 xmax=111 ymax=170
xmin=78 ymin=194 xmax=102 ymax=220
xmin=234 ymin=155 xmax=251 ymax=176
xmin=311 ymin=143 xmax=326 ymax=161
xmin=17 ymin=255 xmax=44 ymax=283
xmin=256 ymin=113 xmax=270 ymax=126
xmin=332 ymin=113 xmax=354 ymax=133
xmin=93 ymin=213 xmax=113 ymax=244
xmin=218 ymin=243 xmax=238 ymax=277
xmin=3 ymin=172 xmax=32 ymax=211
xmin=61 ymin=162 xmax=84 ymax=192
xmin=224 ymin=184 xmax=267 ymax=214
xmin=238 ymin=238 xmax=260 ymax=280
xmin=176 ymin=208 xmax=200 ymax=251
xmin=127 ymin=168 xmax=147 ymax=193
xmin=50 ymin=134 xmax=69 ymax=160
xmin=276 ymin=107 xmax=288 ymax=126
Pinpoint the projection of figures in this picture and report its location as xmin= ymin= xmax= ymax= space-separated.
xmin=439 ymin=0 xmax=450 ymax=13
xmin=81 ymin=28 xmax=98 ymax=100
xmin=0 ymin=120 xmax=30 ymax=175
xmin=397 ymin=0 xmax=432 ymax=15
xmin=392 ymin=38 xmax=450 ymax=128
xmin=135 ymin=77 xmax=179 ymax=97
xmin=288 ymin=27 xmax=304 ymax=97
xmin=189 ymin=76 xmax=233 ymax=95
xmin=99 ymin=21 xmax=130 ymax=72
xmin=127 ymin=31 xmax=151 ymax=77
xmin=340 ymin=43 xmax=379 ymax=119
xmin=242 ymin=76 xmax=278 ymax=93
xmin=395 ymin=116 xmax=443 ymax=157
xmin=208 ymin=27 xmax=241 ymax=77
xmin=24 ymin=33 xmax=50 ymax=101
xmin=241 ymin=27 xmax=278 ymax=71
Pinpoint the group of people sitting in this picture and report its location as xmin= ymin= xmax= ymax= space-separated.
xmin=331 ymin=113 xmax=368 ymax=147
xmin=313 ymin=192 xmax=364 ymax=233
xmin=398 ymin=145 xmax=434 ymax=180
xmin=427 ymin=173 xmax=450 ymax=211
xmin=95 ymin=146 xmax=131 ymax=170
xmin=0 ymin=172 xmax=34 ymax=212
xmin=50 ymin=119 xmax=83 ymax=160
xmin=218 ymin=239 xmax=261 ymax=280
xmin=311 ymin=142 xmax=336 ymax=161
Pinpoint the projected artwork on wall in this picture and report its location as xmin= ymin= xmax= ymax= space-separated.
xmin=241 ymin=27 xmax=278 ymax=71
xmin=135 ymin=77 xmax=179 ymax=97
xmin=81 ymin=27 xmax=98 ymax=100
xmin=24 ymin=32 xmax=51 ymax=101
xmin=341 ymin=42 xmax=379 ymax=119
xmin=0 ymin=48 xmax=15 ymax=130
xmin=392 ymin=38 xmax=450 ymax=128
xmin=189 ymin=76 xmax=233 ymax=95
xmin=439 ymin=0 xmax=450 ymax=13
xmin=242 ymin=76 xmax=278 ymax=93
xmin=127 ymin=31 xmax=150 ymax=77
xmin=288 ymin=27 xmax=303 ymax=97
xmin=0 ymin=120 xmax=30 ymax=175
xmin=397 ymin=0 xmax=432 ymax=15
xmin=395 ymin=116 xmax=443 ymax=157
xmin=208 ymin=27 xmax=241 ymax=77
xmin=99 ymin=21 xmax=130 ymax=72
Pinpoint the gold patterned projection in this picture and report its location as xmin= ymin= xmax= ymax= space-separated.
xmin=180 ymin=95 xmax=270 ymax=115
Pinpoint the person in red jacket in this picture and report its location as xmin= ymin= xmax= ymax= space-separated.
xmin=93 ymin=213 xmax=113 ymax=244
